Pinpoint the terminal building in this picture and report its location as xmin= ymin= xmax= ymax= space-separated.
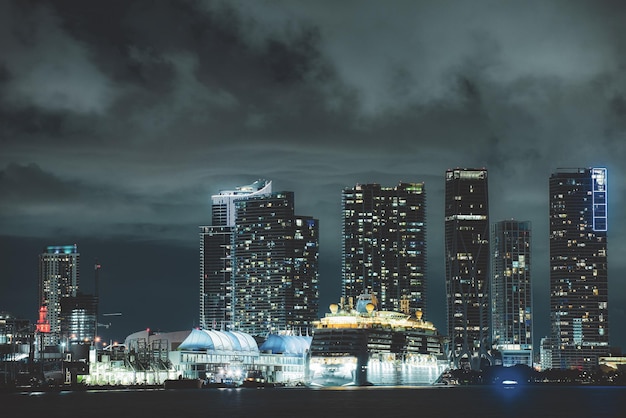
xmin=85 ymin=329 xmax=311 ymax=386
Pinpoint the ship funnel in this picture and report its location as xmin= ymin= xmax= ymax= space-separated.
xmin=415 ymin=309 xmax=423 ymax=321
xmin=365 ymin=303 xmax=375 ymax=314
xmin=356 ymin=293 xmax=378 ymax=313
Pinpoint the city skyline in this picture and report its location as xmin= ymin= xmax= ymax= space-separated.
xmin=2 ymin=1 xmax=626 ymax=353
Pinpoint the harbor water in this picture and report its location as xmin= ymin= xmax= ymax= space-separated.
xmin=3 ymin=385 xmax=626 ymax=418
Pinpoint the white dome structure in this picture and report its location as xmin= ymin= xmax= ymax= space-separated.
xmin=177 ymin=329 xmax=259 ymax=354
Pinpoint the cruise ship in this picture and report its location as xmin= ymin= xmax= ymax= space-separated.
xmin=308 ymin=294 xmax=449 ymax=386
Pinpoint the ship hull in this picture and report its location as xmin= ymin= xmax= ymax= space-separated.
xmin=309 ymin=356 xmax=358 ymax=386
xmin=365 ymin=358 xmax=448 ymax=386
xmin=309 ymin=355 xmax=447 ymax=387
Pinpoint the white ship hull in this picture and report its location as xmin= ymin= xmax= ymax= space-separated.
xmin=309 ymin=355 xmax=448 ymax=387
xmin=309 ymin=356 xmax=358 ymax=387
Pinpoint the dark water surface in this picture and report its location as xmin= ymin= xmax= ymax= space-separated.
xmin=3 ymin=386 xmax=626 ymax=418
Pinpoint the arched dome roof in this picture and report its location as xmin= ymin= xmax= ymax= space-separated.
xmin=259 ymin=334 xmax=312 ymax=356
xmin=178 ymin=329 xmax=259 ymax=353
xmin=224 ymin=331 xmax=258 ymax=352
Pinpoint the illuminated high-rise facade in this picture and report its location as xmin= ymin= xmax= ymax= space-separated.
xmin=444 ymin=168 xmax=490 ymax=370
xmin=199 ymin=225 xmax=234 ymax=329
xmin=492 ymin=220 xmax=533 ymax=367
xmin=39 ymin=245 xmax=79 ymax=346
xmin=60 ymin=293 xmax=97 ymax=344
xmin=341 ymin=183 xmax=427 ymax=315
xmin=211 ymin=180 xmax=273 ymax=227
xmin=549 ymin=168 xmax=609 ymax=370
xmin=200 ymin=180 xmax=272 ymax=330
xmin=233 ymin=192 xmax=319 ymax=336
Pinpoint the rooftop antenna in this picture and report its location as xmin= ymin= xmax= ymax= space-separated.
xmin=95 ymin=260 xmax=101 ymax=346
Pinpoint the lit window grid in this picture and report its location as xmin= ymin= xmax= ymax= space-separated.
xmin=444 ymin=169 xmax=490 ymax=364
xmin=232 ymin=192 xmax=319 ymax=336
xmin=549 ymin=168 xmax=609 ymax=370
xmin=341 ymin=183 xmax=427 ymax=316
xmin=491 ymin=220 xmax=533 ymax=352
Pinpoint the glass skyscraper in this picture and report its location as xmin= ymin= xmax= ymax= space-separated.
xmin=200 ymin=180 xmax=272 ymax=330
xmin=341 ymin=183 xmax=427 ymax=315
xmin=233 ymin=192 xmax=319 ymax=336
xmin=492 ymin=220 xmax=533 ymax=367
xmin=200 ymin=181 xmax=319 ymax=337
xmin=38 ymin=244 xmax=79 ymax=346
xmin=60 ymin=293 xmax=98 ymax=344
xmin=549 ymin=168 xmax=609 ymax=370
xmin=444 ymin=168 xmax=490 ymax=370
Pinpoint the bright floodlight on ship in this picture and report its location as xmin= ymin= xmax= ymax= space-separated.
xmin=342 ymin=362 xmax=356 ymax=374
xmin=309 ymin=361 xmax=322 ymax=373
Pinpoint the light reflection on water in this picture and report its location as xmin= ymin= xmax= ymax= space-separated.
xmin=3 ymin=386 xmax=626 ymax=418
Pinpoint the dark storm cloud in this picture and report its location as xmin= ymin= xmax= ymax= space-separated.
xmin=3 ymin=0 xmax=350 ymax=153
xmin=0 ymin=163 xmax=209 ymax=243
xmin=2 ymin=0 xmax=626 ymax=345
xmin=0 ymin=163 xmax=76 ymax=204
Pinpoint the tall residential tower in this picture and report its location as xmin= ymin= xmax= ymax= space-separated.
xmin=444 ymin=168 xmax=490 ymax=370
xmin=233 ymin=191 xmax=319 ymax=336
xmin=492 ymin=220 xmax=533 ymax=367
xmin=549 ymin=168 xmax=609 ymax=370
xmin=38 ymin=245 xmax=79 ymax=346
xmin=200 ymin=180 xmax=319 ymax=337
xmin=200 ymin=180 xmax=272 ymax=330
xmin=341 ymin=183 xmax=427 ymax=315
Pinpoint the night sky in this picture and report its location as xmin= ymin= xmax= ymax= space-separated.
xmin=1 ymin=0 xmax=626 ymax=352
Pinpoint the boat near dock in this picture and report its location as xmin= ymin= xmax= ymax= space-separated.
xmin=163 ymin=377 xmax=204 ymax=389
xmin=308 ymin=294 xmax=449 ymax=387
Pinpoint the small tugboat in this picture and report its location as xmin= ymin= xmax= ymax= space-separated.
xmin=240 ymin=370 xmax=274 ymax=388
xmin=433 ymin=370 xmax=460 ymax=387
xmin=163 ymin=376 xmax=204 ymax=389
